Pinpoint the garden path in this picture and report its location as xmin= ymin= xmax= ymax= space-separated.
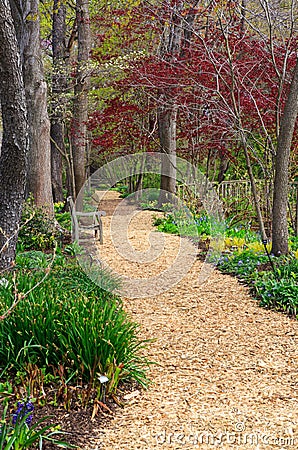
xmin=93 ymin=192 xmax=298 ymax=450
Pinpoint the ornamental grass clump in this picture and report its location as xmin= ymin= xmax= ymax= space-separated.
xmin=0 ymin=262 xmax=150 ymax=398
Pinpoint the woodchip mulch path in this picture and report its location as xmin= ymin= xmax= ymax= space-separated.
xmin=89 ymin=191 xmax=298 ymax=450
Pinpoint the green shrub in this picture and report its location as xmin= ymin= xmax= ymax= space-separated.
xmin=194 ymin=215 xmax=212 ymax=236
xmin=154 ymin=210 xmax=225 ymax=240
xmin=17 ymin=199 xmax=58 ymax=251
xmin=55 ymin=210 xmax=71 ymax=232
xmin=154 ymin=210 xmax=198 ymax=237
xmin=274 ymin=257 xmax=298 ymax=280
xmin=289 ymin=235 xmax=298 ymax=252
xmin=17 ymin=199 xmax=72 ymax=252
xmin=0 ymin=265 xmax=150 ymax=392
xmin=116 ymin=185 xmax=129 ymax=198
xmin=224 ymin=220 xmax=258 ymax=242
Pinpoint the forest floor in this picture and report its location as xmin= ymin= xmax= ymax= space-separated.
xmin=54 ymin=191 xmax=298 ymax=450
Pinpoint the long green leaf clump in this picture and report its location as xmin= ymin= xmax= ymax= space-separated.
xmin=0 ymin=263 xmax=150 ymax=390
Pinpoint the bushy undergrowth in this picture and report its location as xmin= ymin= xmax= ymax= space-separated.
xmin=216 ymin=250 xmax=269 ymax=280
xmin=253 ymin=258 xmax=298 ymax=316
xmin=17 ymin=200 xmax=57 ymax=251
xmin=17 ymin=200 xmax=71 ymax=252
xmin=0 ymin=258 xmax=150 ymax=398
xmin=154 ymin=210 xmax=224 ymax=239
xmin=54 ymin=202 xmax=71 ymax=231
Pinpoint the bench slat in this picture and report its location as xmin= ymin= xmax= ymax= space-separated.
xmin=67 ymin=196 xmax=105 ymax=244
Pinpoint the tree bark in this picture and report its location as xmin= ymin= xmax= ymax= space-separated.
xmin=158 ymin=2 xmax=199 ymax=206
xmin=217 ymin=153 xmax=229 ymax=184
xmin=158 ymin=98 xmax=178 ymax=205
xmin=51 ymin=0 xmax=67 ymax=203
xmin=71 ymin=0 xmax=91 ymax=207
xmin=0 ymin=0 xmax=28 ymax=269
xmin=10 ymin=0 xmax=54 ymax=214
xmin=272 ymin=58 xmax=298 ymax=255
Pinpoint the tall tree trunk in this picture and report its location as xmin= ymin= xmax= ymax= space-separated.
xmin=0 ymin=0 xmax=28 ymax=270
xmin=272 ymin=58 xmax=298 ymax=255
xmin=217 ymin=152 xmax=229 ymax=184
xmin=71 ymin=0 xmax=91 ymax=207
xmin=158 ymin=2 xmax=199 ymax=206
xmin=158 ymin=97 xmax=177 ymax=205
xmin=51 ymin=0 xmax=67 ymax=203
xmin=10 ymin=0 xmax=53 ymax=214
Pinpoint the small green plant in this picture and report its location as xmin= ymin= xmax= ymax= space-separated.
xmin=255 ymin=278 xmax=298 ymax=316
xmin=216 ymin=251 xmax=269 ymax=280
xmin=64 ymin=242 xmax=82 ymax=256
xmin=115 ymin=185 xmax=129 ymax=198
xmin=194 ymin=215 xmax=211 ymax=237
xmin=290 ymin=236 xmax=298 ymax=252
xmin=55 ymin=208 xmax=71 ymax=232
xmin=225 ymin=219 xmax=258 ymax=242
xmin=154 ymin=209 xmax=225 ymax=240
xmin=15 ymin=252 xmax=51 ymax=269
xmin=0 ymin=399 xmax=75 ymax=449
xmin=0 ymin=381 xmax=13 ymax=401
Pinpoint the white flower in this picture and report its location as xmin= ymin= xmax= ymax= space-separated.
xmin=99 ymin=375 xmax=109 ymax=384
xmin=0 ymin=278 xmax=9 ymax=288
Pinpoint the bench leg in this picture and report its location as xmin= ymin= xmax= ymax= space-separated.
xmin=94 ymin=221 xmax=103 ymax=244
xmin=99 ymin=219 xmax=103 ymax=245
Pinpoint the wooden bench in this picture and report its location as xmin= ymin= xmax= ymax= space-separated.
xmin=67 ymin=196 xmax=106 ymax=244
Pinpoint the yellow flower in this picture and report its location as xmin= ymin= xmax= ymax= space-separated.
xmin=224 ymin=237 xmax=234 ymax=248
xmin=224 ymin=237 xmax=245 ymax=250
xmin=247 ymin=241 xmax=264 ymax=253
xmin=233 ymin=237 xmax=245 ymax=248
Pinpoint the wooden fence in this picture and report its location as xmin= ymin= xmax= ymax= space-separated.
xmin=177 ymin=179 xmax=298 ymax=233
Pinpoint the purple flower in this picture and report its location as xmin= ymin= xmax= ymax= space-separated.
xmin=12 ymin=401 xmax=34 ymax=426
